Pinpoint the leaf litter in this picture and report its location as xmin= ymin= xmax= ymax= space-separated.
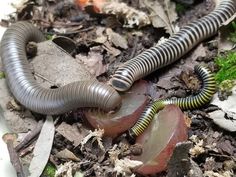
xmin=0 ymin=0 xmax=236 ymax=176
xmin=140 ymin=0 xmax=178 ymax=34
xmin=29 ymin=116 xmax=55 ymax=177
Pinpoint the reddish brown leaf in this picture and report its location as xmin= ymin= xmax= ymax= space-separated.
xmin=85 ymin=80 xmax=148 ymax=138
xmin=133 ymin=105 xmax=188 ymax=175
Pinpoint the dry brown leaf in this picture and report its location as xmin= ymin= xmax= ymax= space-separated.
xmin=93 ymin=27 xmax=107 ymax=44
xmin=80 ymin=129 xmax=105 ymax=151
xmin=190 ymin=43 xmax=207 ymax=61
xmin=102 ymin=2 xmax=150 ymax=28
xmin=56 ymin=122 xmax=89 ymax=147
xmin=203 ymin=170 xmax=234 ymax=177
xmin=93 ymin=27 xmax=122 ymax=57
xmin=76 ymin=48 xmax=108 ymax=77
xmin=56 ymin=149 xmax=80 ymax=162
xmin=189 ymin=138 xmax=205 ymax=157
xmin=103 ymin=41 xmax=121 ymax=57
xmin=55 ymin=161 xmax=82 ymax=177
xmin=217 ymin=13 xmax=236 ymax=51
xmin=114 ymin=158 xmax=143 ymax=176
xmin=140 ymin=0 xmax=178 ymax=34
xmin=163 ymin=0 xmax=178 ymax=27
xmin=106 ymin=28 xmax=128 ymax=49
xmin=209 ymin=86 xmax=236 ymax=132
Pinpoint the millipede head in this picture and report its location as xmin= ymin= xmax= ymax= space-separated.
xmin=110 ymin=78 xmax=130 ymax=92
xmin=126 ymin=130 xmax=137 ymax=144
xmin=110 ymin=68 xmax=134 ymax=92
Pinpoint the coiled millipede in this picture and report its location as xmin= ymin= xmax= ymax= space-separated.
xmin=0 ymin=22 xmax=121 ymax=115
xmin=108 ymin=0 xmax=236 ymax=138
xmin=128 ymin=65 xmax=216 ymax=138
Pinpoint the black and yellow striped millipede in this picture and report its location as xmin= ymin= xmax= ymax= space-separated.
xmin=128 ymin=65 xmax=216 ymax=139
xmin=109 ymin=0 xmax=236 ymax=139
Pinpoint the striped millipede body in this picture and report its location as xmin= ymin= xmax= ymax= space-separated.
xmin=110 ymin=0 xmax=236 ymax=92
xmin=128 ymin=65 xmax=216 ymax=138
xmin=0 ymin=22 xmax=121 ymax=115
xmin=107 ymin=0 xmax=235 ymax=138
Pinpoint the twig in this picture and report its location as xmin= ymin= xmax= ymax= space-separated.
xmin=34 ymin=72 xmax=57 ymax=85
xmin=18 ymin=144 xmax=35 ymax=158
xmin=129 ymin=36 xmax=139 ymax=59
xmin=2 ymin=133 xmax=25 ymax=177
xmin=15 ymin=120 xmax=44 ymax=152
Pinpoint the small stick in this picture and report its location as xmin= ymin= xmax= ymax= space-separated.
xmin=129 ymin=36 xmax=139 ymax=59
xmin=15 ymin=120 xmax=44 ymax=152
xmin=2 ymin=133 xmax=25 ymax=177
xmin=34 ymin=72 xmax=56 ymax=85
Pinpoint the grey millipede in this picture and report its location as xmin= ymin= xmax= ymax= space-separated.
xmin=0 ymin=22 xmax=121 ymax=115
xmin=110 ymin=0 xmax=236 ymax=92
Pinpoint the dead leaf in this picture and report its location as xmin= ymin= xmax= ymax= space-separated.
xmin=102 ymin=2 xmax=151 ymax=28
xmin=80 ymin=129 xmax=105 ymax=151
xmin=56 ymin=149 xmax=80 ymax=162
xmin=209 ymin=110 xmax=236 ymax=132
xmin=55 ymin=161 xmax=82 ymax=177
xmin=217 ymin=140 xmax=235 ymax=155
xmin=93 ymin=27 xmax=107 ymax=44
xmin=218 ymin=13 xmax=236 ymax=51
xmin=93 ymin=27 xmax=123 ymax=58
xmin=189 ymin=138 xmax=205 ymax=157
xmin=76 ymin=48 xmax=108 ymax=77
xmin=74 ymin=172 xmax=84 ymax=177
xmin=11 ymin=0 xmax=29 ymax=13
xmin=163 ymin=0 xmax=178 ymax=28
xmin=209 ymin=85 xmax=236 ymax=132
xmin=203 ymin=170 xmax=234 ymax=177
xmin=114 ymin=157 xmax=143 ymax=176
xmin=102 ymin=41 xmax=121 ymax=57
xmin=29 ymin=116 xmax=55 ymax=177
xmin=140 ymin=0 xmax=178 ymax=34
xmin=56 ymin=122 xmax=89 ymax=147
xmin=106 ymin=28 xmax=128 ymax=49
xmin=190 ymin=44 xmax=207 ymax=61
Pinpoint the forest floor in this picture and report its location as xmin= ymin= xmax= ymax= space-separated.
xmin=0 ymin=0 xmax=236 ymax=177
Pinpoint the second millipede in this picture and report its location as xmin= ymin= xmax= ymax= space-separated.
xmin=108 ymin=0 xmax=236 ymax=139
xmin=110 ymin=0 xmax=236 ymax=92
xmin=128 ymin=65 xmax=216 ymax=139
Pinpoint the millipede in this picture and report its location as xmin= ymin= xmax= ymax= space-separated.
xmin=108 ymin=0 xmax=235 ymax=138
xmin=0 ymin=22 xmax=121 ymax=115
xmin=128 ymin=65 xmax=216 ymax=138
xmin=0 ymin=0 xmax=235 ymax=136
xmin=110 ymin=0 xmax=235 ymax=92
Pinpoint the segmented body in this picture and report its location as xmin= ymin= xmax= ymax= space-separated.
xmin=110 ymin=0 xmax=235 ymax=92
xmin=129 ymin=65 xmax=216 ymax=138
xmin=0 ymin=22 xmax=121 ymax=115
xmin=108 ymin=0 xmax=235 ymax=138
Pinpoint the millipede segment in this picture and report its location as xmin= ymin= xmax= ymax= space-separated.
xmin=128 ymin=65 xmax=216 ymax=139
xmin=110 ymin=0 xmax=235 ymax=92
